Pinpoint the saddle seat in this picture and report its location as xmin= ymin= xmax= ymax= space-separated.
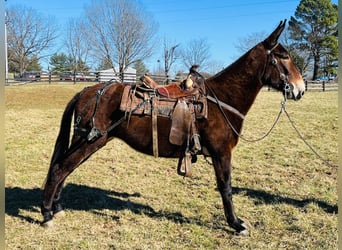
xmin=140 ymin=74 xmax=198 ymax=99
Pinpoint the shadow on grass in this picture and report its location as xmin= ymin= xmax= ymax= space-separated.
xmin=5 ymin=184 xmax=337 ymax=229
xmin=5 ymin=184 xmax=224 ymax=231
xmin=233 ymin=187 xmax=338 ymax=214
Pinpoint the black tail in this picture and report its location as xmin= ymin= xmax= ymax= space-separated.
xmin=49 ymin=92 xmax=80 ymax=167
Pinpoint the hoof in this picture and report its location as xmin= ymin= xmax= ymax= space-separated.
xmin=41 ymin=219 xmax=54 ymax=228
xmin=237 ymin=229 xmax=249 ymax=236
xmin=53 ymin=210 xmax=65 ymax=218
xmin=236 ymin=222 xmax=250 ymax=236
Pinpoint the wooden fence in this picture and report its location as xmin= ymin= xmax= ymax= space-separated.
xmin=5 ymin=72 xmax=339 ymax=92
xmin=5 ymin=71 xmax=174 ymax=86
xmin=263 ymin=80 xmax=338 ymax=92
xmin=303 ymin=80 xmax=338 ymax=91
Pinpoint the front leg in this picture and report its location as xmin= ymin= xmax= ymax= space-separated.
xmin=213 ymin=155 xmax=249 ymax=235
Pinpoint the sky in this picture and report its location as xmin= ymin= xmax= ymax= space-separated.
xmin=5 ymin=0 xmax=338 ymax=74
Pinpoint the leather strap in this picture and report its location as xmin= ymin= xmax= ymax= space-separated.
xmin=151 ymin=97 xmax=158 ymax=157
xmin=206 ymin=95 xmax=245 ymax=120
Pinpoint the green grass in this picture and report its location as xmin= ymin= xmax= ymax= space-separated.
xmin=5 ymin=83 xmax=337 ymax=249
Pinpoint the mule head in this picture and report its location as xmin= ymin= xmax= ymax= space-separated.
xmin=262 ymin=20 xmax=305 ymax=100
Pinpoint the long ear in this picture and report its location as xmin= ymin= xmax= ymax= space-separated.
xmin=263 ymin=19 xmax=286 ymax=49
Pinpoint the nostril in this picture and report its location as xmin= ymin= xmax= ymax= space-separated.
xmin=296 ymin=91 xmax=304 ymax=100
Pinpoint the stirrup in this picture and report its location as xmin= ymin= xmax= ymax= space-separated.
xmin=177 ymin=151 xmax=192 ymax=177
xmin=190 ymin=134 xmax=201 ymax=154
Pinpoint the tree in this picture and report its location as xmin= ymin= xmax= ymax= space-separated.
xmin=6 ymin=5 xmax=58 ymax=74
xmin=235 ymin=31 xmax=267 ymax=54
xmin=133 ymin=59 xmax=149 ymax=77
xmin=65 ymin=18 xmax=90 ymax=73
xmin=206 ymin=60 xmax=225 ymax=75
xmin=162 ymin=38 xmax=179 ymax=78
xmin=288 ymin=0 xmax=338 ymax=80
xmin=25 ymin=56 xmax=42 ymax=72
xmin=235 ymin=28 xmax=311 ymax=78
xmin=84 ymin=0 xmax=157 ymax=80
xmin=280 ymin=28 xmax=311 ymax=78
xmin=181 ymin=38 xmax=211 ymax=70
xmin=49 ymin=53 xmax=70 ymax=73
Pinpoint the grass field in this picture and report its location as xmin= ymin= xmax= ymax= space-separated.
xmin=5 ymin=83 xmax=338 ymax=249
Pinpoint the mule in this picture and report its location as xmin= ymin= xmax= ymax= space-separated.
xmin=41 ymin=20 xmax=305 ymax=235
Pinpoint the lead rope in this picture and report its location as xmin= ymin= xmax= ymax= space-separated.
xmin=207 ymin=82 xmax=337 ymax=168
xmin=282 ymin=102 xmax=338 ymax=168
xmin=281 ymin=87 xmax=337 ymax=168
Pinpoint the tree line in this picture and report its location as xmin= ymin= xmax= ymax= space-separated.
xmin=5 ymin=0 xmax=338 ymax=80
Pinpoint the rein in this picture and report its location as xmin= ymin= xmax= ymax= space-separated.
xmin=206 ymin=80 xmax=285 ymax=142
xmin=205 ymin=42 xmax=293 ymax=142
xmin=207 ymin=86 xmax=336 ymax=167
xmin=206 ymin=73 xmax=336 ymax=167
xmin=281 ymin=102 xmax=338 ymax=168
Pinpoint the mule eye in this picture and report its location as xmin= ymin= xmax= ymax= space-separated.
xmin=275 ymin=53 xmax=289 ymax=59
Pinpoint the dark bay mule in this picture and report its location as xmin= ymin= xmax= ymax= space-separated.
xmin=41 ymin=20 xmax=305 ymax=235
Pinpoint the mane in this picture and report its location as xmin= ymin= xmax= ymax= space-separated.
xmin=208 ymin=44 xmax=262 ymax=82
xmin=205 ymin=43 xmax=266 ymax=115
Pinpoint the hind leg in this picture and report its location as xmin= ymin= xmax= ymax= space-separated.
xmin=50 ymin=138 xmax=88 ymax=217
xmin=41 ymin=137 xmax=107 ymax=227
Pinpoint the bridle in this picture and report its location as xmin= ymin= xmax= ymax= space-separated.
xmin=205 ymin=41 xmax=293 ymax=142
xmin=264 ymin=42 xmax=292 ymax=100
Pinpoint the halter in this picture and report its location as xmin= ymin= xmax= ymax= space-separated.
xmin=205 ymin=41 xmax=293 ymax=142
xmin=265 ymin=42 xmax=292 ymax=100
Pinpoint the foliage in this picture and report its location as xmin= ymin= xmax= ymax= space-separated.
xmin=133 ymin=59 xmax=150 ymax=77
xmin=49 ymin=53 xmax=89 ymax=73
xmin=24 ymin=56 xmax=42 ymax=72
xmin=5 ymin=84 xmax=337 ymax=249
xmin=288 ymin=0 xmax=338 ymax=80
xmin=49 ymin=53 xmax=70 ymax=73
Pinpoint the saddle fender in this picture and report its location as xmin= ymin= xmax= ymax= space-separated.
xmin=169 ymin=100 xmax=192 ymax=146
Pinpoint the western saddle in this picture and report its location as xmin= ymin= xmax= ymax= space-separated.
xmin=120 ymin=65 xmax=207 ymax=177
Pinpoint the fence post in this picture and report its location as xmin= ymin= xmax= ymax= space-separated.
xmin=322 ymin=81 xmax=325 ymax=92
xmin=49 ymin=72 xmax=51 ymax=84
xmin=305 ymin=80 xmax=308 ymax=91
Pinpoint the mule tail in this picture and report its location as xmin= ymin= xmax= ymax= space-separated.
xmin=50 ymin=92 xmax=80 ymax=167
xmin=42 ymin=93 xmax=80 ymax=189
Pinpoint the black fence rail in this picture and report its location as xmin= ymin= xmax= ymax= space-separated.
xmin=304 ymin=80 xmax=338 ymax=91
xmin=262 ymin=80 xmax=338 ymax=92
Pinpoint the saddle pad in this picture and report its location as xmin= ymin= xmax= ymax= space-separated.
xmin=120 ymin=85 xmax=175 ymax=117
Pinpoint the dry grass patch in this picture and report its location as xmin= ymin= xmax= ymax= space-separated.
xmin=5 ymin=84 xmax=337 ymax=249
